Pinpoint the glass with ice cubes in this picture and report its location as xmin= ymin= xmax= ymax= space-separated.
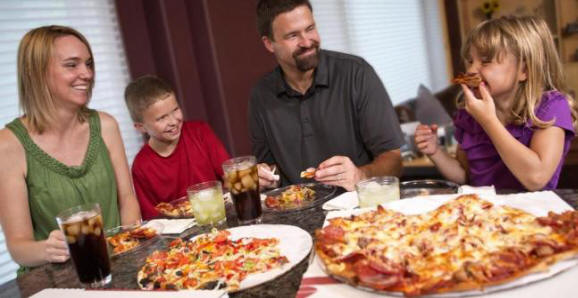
xmin=56 ymin=203 xmax=111 ymax=287
xmin=187 ymin=180 xmax=227 ymax=226
xmin=355 ymin=176 xmax=400 ymax=208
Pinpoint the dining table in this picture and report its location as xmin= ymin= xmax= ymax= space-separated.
xmin=1 ymin=188 xmax=578 ymax=298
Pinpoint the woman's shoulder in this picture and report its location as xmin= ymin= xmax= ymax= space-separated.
xmin=95 ymin=110 xmax=119 ymax=130
xmin=0 ymin=127 xmax=26 ymax=168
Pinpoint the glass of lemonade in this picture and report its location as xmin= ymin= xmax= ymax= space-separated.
xmin=356 ymin=176 xmax=400 ymax=208
xmin=56 ymin=203 xmax=111 ymax=288
xmin=187 ymin=181 xmax=227 ymax=226
xmin=222 ymin=156 xmax=262 ymax=225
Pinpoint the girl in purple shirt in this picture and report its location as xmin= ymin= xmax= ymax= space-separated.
xmin=415 ymin=16 xmax=577 ymax=191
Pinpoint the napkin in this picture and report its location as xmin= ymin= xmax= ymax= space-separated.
xmin=321 ymin=191 xmax=358 ymax=210
xmin=458 ymin=184 xmax=496 ymax=195
xmin=31 ymin=289 xmax=227 ymax=298
xmin=145 ymin=219 xmax=195 ymax=234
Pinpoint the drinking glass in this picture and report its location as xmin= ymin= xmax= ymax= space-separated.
xmin=222 ymin=156 xmax=262 ymax=225
xmin=56 ymin=203 xmax=111 ymax=287
xmin=356 ymin=176 xmax=400 ymax=208
xmin=187 ymin=180 xmax=227 ymax=226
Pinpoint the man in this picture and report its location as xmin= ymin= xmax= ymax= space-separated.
xmin=250 ymin=0 xmax=404 ymax=191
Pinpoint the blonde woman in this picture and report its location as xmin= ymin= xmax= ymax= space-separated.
xmin=0 ymin=25 xmax=141 ymax=268
xmin=415 ymin=16 xmax=577 ymax=190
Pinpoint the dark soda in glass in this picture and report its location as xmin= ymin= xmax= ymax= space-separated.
xmin=223 ymin=156 xmax=262 ymax=224
xmin=57 ymin=204 xmax=111 ymax=287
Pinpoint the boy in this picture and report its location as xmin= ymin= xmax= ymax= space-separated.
xmin=125 ymin=75 xmax=230 ymax=219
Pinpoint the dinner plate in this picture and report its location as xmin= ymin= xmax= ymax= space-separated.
xmin=105 ymin=221 xmax=163 ymax=257
xmin=400 ymin=179 xmax=459 ymax=199
xmin=319 ymin=192 xmax=578 ymax=297
xmin=261 ymin=183 xmax=337 ymax=212
xmin=189 ymin=224 xmax=313 ymax=292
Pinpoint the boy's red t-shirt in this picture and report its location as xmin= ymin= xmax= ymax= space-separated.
xmin=132 ymin=121 xmax=230 ymax=219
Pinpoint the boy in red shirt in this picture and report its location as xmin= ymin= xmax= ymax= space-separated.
xmin=124 ymin=75 xmax=230 ymax=219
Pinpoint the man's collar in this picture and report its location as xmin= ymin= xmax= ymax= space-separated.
xmin=273 ymin=49 xmax=329 ymax=96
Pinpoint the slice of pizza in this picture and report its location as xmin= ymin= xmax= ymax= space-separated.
xmin=300 ymin=168 xmax=316 ymax=179
xmin=452 ymin=73 xmax=482 ymax=88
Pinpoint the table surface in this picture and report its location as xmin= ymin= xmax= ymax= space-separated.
xmin=2 ymin=189 xmax=578 ymax=298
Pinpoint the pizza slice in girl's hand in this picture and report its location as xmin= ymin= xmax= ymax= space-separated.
xmin=452 ymin=73 xmax=482 ymax=88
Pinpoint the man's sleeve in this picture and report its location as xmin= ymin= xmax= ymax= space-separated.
xmin=248 ymin=88 xmax=276 ymax=164
xmin=131 ymin=165 xmax=159 ymax=220
xmin=356 ymin=62 xmax=405 ymax=157
xmin=199 ymin=122 xmax=231 ymax=178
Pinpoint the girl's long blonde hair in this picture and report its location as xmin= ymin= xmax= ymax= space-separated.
xmin=460 ymin=16 xmax=577 ymax=129
xmin=17 ymin=25 xmax=94 ymax=133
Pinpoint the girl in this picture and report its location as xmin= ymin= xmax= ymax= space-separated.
xmin=415 ymin=16 xmax=577 ymax=190
xmin=0 ymin=26 xmax=141 ymax=268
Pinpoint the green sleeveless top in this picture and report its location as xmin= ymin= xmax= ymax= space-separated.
xmin=6 ymin=110 xmax=120 ymax=241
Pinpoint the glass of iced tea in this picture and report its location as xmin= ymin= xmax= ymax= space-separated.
xmin=222 ymin=155 xmax=262 ymax=225
xmin=356 ymin=176 xmax=400 ymax=208
xmin=56 ymin=203 xmax=111 ymax=287
xmin=187 ymin=180 xmax=227 ymax=226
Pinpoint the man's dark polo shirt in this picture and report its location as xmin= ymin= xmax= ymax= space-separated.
xmin=249 ymin=49 xmax=404 ymax=186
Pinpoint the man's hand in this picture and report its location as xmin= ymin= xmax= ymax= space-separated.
xmin=315 ymin=156 xmax=365 ymax=191
xmin=257 ymin=163 xmax=280 ymax=190
xmin=414 ymin=124 xmax=440 ymax=156
xmin=44 ymin=230 xmax=70 ymax=263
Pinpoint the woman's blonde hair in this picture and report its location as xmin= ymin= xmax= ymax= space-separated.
xmin=17 ymin=25 xmax=94 ymax=133
xmin=460 ymin=15 xmax=577 ymax=129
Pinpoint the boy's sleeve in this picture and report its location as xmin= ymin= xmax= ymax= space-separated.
xmin=199 ymin=123 xmax=231 ymax=178
xmin=132 ymin=165 xmax=159 ymax=220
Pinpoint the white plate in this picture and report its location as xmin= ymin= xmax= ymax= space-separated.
xmin=190 ymin=224 xmax=312 ymax=292
xmin=320 ymin=191 xmax=578 ymax=296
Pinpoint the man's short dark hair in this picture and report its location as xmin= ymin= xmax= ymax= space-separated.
xmin=256 ymin=0 xmax=312 ymax=40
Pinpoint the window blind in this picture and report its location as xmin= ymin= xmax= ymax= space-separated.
xmin=312 ymin=0 xmax=450 ymax=105
xmin=0 ymin=0 xmax=141 ymax=285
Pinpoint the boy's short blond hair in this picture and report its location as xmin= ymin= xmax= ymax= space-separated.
xmin=124 ymin=75 xmax=174 ymax=123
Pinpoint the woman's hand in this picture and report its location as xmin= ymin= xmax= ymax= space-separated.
xmin=44 ymin=230 xmax=70 ymax=263
xmin=461 ymin=82 xmax=497 ymax=124
xmin=414 ymin=124 xmax=439 ymax=156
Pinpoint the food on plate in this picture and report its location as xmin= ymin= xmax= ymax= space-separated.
xmin=138 ymin=229 xmax=289 ymax=291
xmin=106 ymin=226 xmax=158 ymax=255
xmin=265 ymin=185 xmax=316 ymax=209
xmin=452 ymin=73 xmax=482 ymax=88
xmin=315 ymin=194 xmax=578 ymax=296
xmin=300 ymin=168 xmax=316 ymax=179
xmin=155 ymin=198 xmax=193 ymax=218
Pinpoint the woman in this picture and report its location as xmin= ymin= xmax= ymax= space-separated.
xmin=0 ymin=25 xmax=141 ymax=267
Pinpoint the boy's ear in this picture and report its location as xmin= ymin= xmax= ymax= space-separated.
xmin=134 ymin=122 xmax=146 ymax=134
xmin=262 ymin=36 xmax=275 ymax=54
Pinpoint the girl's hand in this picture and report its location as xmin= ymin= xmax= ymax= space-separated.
xmin=414 ymin=124 xmax=439 ymax=156
xmin=44 ymin=230 xmax=70 ymax=263
xmin=461 ymin=82 xmax=497 ymax=123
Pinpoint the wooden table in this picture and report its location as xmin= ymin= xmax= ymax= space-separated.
xmin=2 ymin=189 xmax=578 ymax=298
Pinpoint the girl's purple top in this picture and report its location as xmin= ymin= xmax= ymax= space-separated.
xmin=454 ymin=90 xmax=575 ymax=190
